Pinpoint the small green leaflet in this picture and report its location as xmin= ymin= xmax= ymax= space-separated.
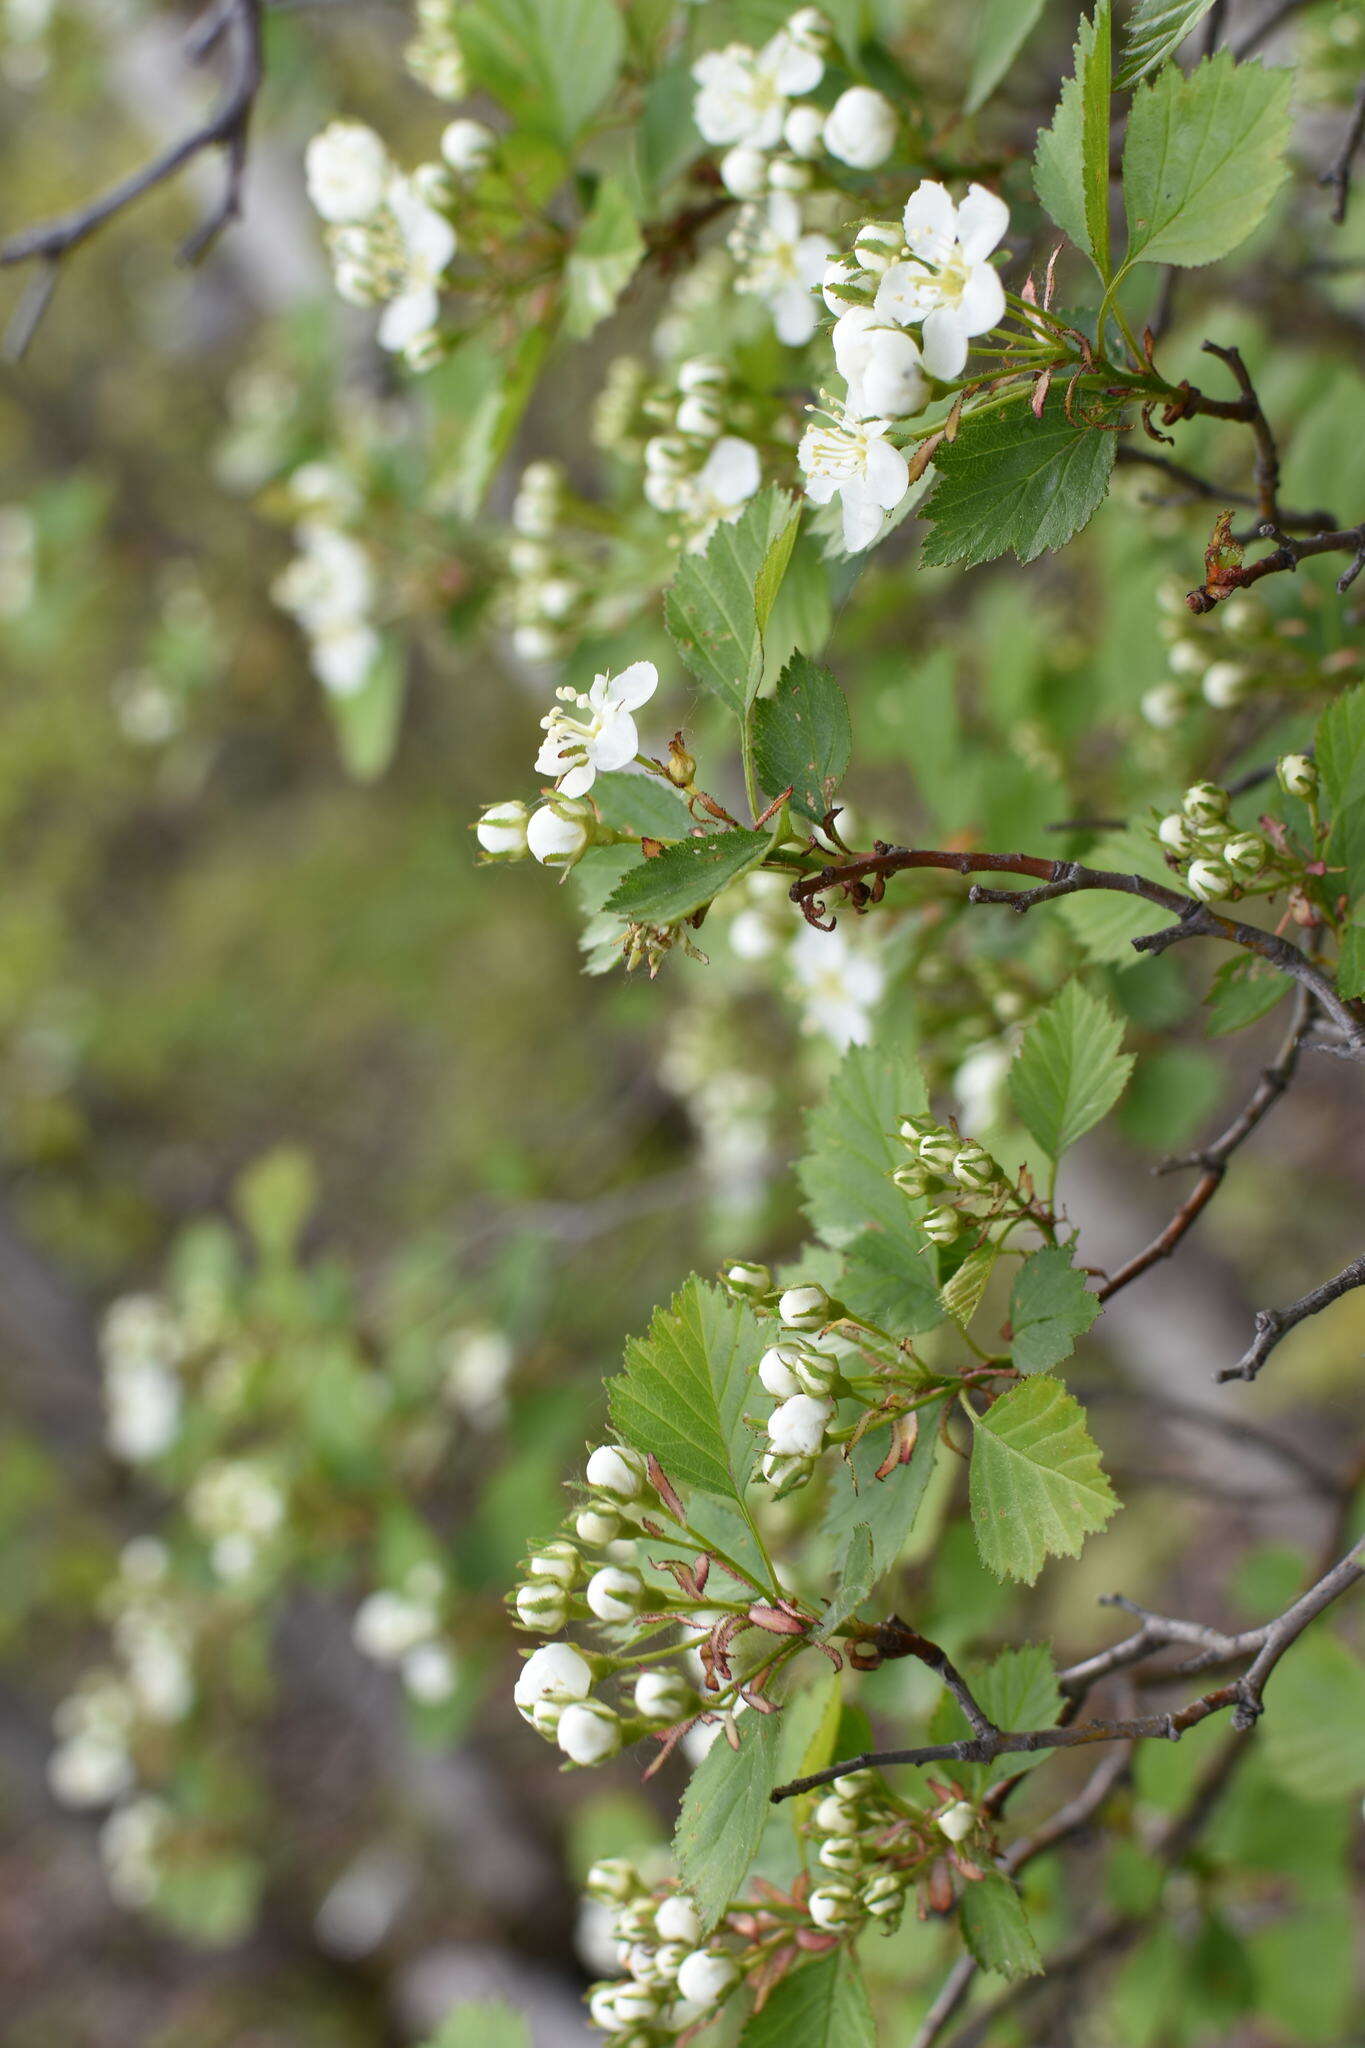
xmin=1260 ymin=1633 xmax=1365 ymax=1802
xmin=637 ymin=58 xmax=705 ymax=201
xmin=1339 ymin=923 xmax=1365 ymax=1002
xmin=573 ymin=844 xmax=642 ymax=974
xmin=1121 ymin=54 xmax=1293 ymax=269
xmin=954 ymin=1644 xmax=1065 ymax=1789
xmin=966 ymin=0 xmax=1048 ymax=115
xmin=1010 ymin=1247 xmax=1102 ymax=1374
xmin=603 ymin=826 xmax=772 ymax=928
xmin=1009 ymin=980 xmax=1134 ymax=1159
xmin=434 ymin=326 xmax=551 ymax=521
xmin=564 ymin=179 xmax=645 ymax=339
xmin=960 ymin=1871 xmax=1044 ymax=1981
xmin=754 ymin=502 xmax=802 ymax=636
xmin=1033 ymin=0 xmax=1113 ymax=276
xmin=969 ymin=1375 xmax=1117 ymax=1582
xmin=1316 ymin=685 xmax=1365 ymax=904
xmin=674 ymin=1708 xmax=785 ymax=1932
xmin=1203 ymin=954 xmax=1289 ymax=1037
xmin=608 ymin=1277 xmax=764 ymax=1507
xmin=591 ymin=770 xmax=692 ymax=840
xmin=941 ymin=1242 xmax=999 ymax=1329
xmin=665 ymin=487 xmax=801 ymax=715
xmin=920 ymin=394 xmax=1117 ymax=571
xmin=738 ymin=1948 xmax=876 ymax=2048
xmin=460 ymin=0 xmax=624 ymax=145
xmin=752 ymin=653 xmax=852 ymax=823
xmin=821 ymin=1397 xmax=944 ymax=1584
xmin=1116 ymin=0 xmax=1217 ymax=87
xmin=420 ymin=2003 xmax=531 ymax=2048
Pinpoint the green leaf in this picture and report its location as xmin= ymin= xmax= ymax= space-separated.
xmin=573 ymin=844 xmax=642 ymax=973
xmin=967 ymin=1643 xmax=1065 ymax=1786
xmin=1116 ymin=0 xmax=1217 ymax=87
xmin=1121 ymin=53 xmax=1293 ymax=268
xmin=638 ymin=57 xmax=705 ymax=200
xmin=420 ymin=2003 xmax=531 ymax=2048
xmin=1058 ymin=826 xmax=1177 ymax=963
xmin=1260 ymin=1633 xmax=1365 ymax=1801
xmin=941 ymin=1243 xmax=999 ymax=1329
xmin=433 ymin=326 xmax=552 ymax=521
xmin=328 ymin=641 xmax=406 ymax=781
xmin=609 ymin=1277 xmax=764 ymax=1508
xmin=821 ymin=1398 xmax=943 ymax=1582
xmin=234 ymin=1147 xmax=315 ymax=1258
xmin=603 ymin=826 xmax=772 ymax=928
xmin=564 ymin=179 xmax=645 ymax=339
xmin=753 ymin=503 xmax=802 ymax=636
xmin=752 ymin=653 xmax=852 ymax=823
xmin=674 ymin=1708 xmax=785 ymax=1932
xmin=969 ymin=1375 xmax=1117 ymax=1581
xmin=920 ymin=393 xmax=1117 ymax=571
xmin=960 ymin=1871 xmax=1044 ymax=1981
xmin=1033 ymin=1 xmax=1113 ymax=276
xmin=461 ymin=0 xmax=624 ymax=145
xmin=966 ymin=0 xmax=1048 ymax=114
xmin=1010 ymin=1247 xmax=1102 ymax=1374
xmin=1317 ymin=684 xmax=1365 ymax=904
xmin=819 ymin=1524 xmax=876 ymax=1639
xmin=591 ymin=770 xmax=691 ymax=839
xmin=1339 ymin=922 xmax=1365 ymax=1001
xmin=1203 ymin=954 xmax=1289 ymax=1037
xmin=738 ymin=1948 xmax=876 ymax=2048
xmin=1009 ymin=980 xmax=1134 ymax=1159
xmin=665 ymin=487 xmax=801 ymax=715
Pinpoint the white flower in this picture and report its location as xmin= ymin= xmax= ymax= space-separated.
xmin=674 ymin=1948 xmax=739 ymax=2007
xmin=783 ymin=102 xmax=825 ymax=158
xmin=832 ymin=306 xmax=926 ymax=420
xmin=767 ymin=1392 xmax=834 ymax=1456
xmin=585 ymin=1443 xmax=648 ymax=1499
xmin=634 ymin=1670 xmax=693 ymax=1725
xmin=586 ymin=1565 xmax=647 ymax=1623
xmin=1141 ymin=681 xmax=1187 ymax=729
xmin=535 ymin=661 xmax=658 ymax=798
xmin=823 ymin=86 xmax=897 ymax=169
xmin=789 ymin=919 xmax=887 ymax=1044
xmin=310 ymin=618 xmax=380 ymax=697
xmin=445 ymin=1325 xmax=516 ymax=1418
xmin=874 ymin=181 xmax=1009 ymax=380
xmin=937 ymin=1799 xmax=976 ymax=1843
xmin=758 ymin=1344 xmax=804 ymax=1398
xmin=526 ymin=797 xmax=595 ymax=869
xmin=557 ymin=1699 xmax=623 ymax=1766
xmin=188 ymin=1460 xmax=285 ymax=1542
xmin=654 ymin=1894 xmax=703 ymax=1946
xmin=100 ymin=1796 xmax=170 ymax=1908
xmin=798 ymin=400 xmax=909 ymax=553
xmin=735 ymin=193 xmax=832 ymax=345
xmin=475 ymin=802 xmax=530 ymax=861
xmin=691 ymin=30 xmax=823 ymax=150
xmin=440 ymin=117 xmax=495 ymax=177
xmin=105 ymin=1358 xmax=181 ymax=1463
xmin=48 ymin=1733 xmax=134 ymax=1809
xmin=305 ymin=121 xmax=390 ymax=224
xmin=514 ymin=1642 xmax=594 ymax=1717
xmin=353 ymin=1590 xmax=436 ymax=1664
xmin=719 ymin=144 xmax=769 ymax=198
xmin=681 ymin=437 xmax=762 ymax=550
xmin=376 ymin=175 xmax=456 ymax=356
xmin=402 ymin=1640 xmax=458 ymax=1702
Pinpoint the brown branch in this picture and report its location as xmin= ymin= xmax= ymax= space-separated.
xmin=1197 ymin=341 xmax=1282 ymax=526
xmin=1217 ymin=1250 xmax=1365 ymax=1383
xmin=1115 ymin=445 xmax=1335 ymax=533
xmin=1187 ymin=517 xmax=1365 ymax=609
xmin=0 ymin=0 xmax=264 ymax=357
xmin=1322 ymin=79 xmax=1365 ymax=225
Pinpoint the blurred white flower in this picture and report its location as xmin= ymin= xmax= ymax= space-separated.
xmin=832 ymin=307 xmax=927 ymax=420
xmin=789 ymin=921 xmax=886 ymax=1047
xmin=375 ymin=175 xmax=457 ymax=357
xmin=692 ymin=30 xmax=822 ymax=150
xmin=733 ymin=193 xmax=832 ymax=345
xmin=823 ymin=86 xmax=897 ymax=168
xmin=305 ymin=121 xmax=391 ymax=224
xmin=681 ymin=437 xmax=762 ymax=550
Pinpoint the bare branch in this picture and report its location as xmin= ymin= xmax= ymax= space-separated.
xmin=1115 ymin=444 xmax=1335 ymax=532
xmin=1218 ymin=1250 xmax=1365 ymax=1383
xmin=1322 ymin=78 xmax=1365 ymax=225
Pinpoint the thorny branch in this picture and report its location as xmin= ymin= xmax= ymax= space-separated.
xmin=1218 ymin=1249 xmax=1365 ymax=1382
xmin=0 ymin=0 xmax=264 ymax=358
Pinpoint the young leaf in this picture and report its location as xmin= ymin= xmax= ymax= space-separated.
xmin=738 ymin=1948 xmax=876 ymax=2048
xmin=960 ymin=1871 xmax=1045 ymax=1980
xmin=1033 ymin=0 xmax=1113 ymax=276
xmin=821 ymin=1398 xmax=944 ymax=1581
xmin=1317 ymin=684 xmax=1365 ymax=904
xmin=1116 ymin=0 xmax=1217 ymax=87
xmin=674 ymin=1708 xmax=785 ymax=1931
xmin=1339 ymin=923 xmax=1365 ymax=1002
xmin=819 ymin=1524 xmax=876 ymax=1639
xmin=966 ymin=0 xmax=1048 ymax=115
xmin=1008 ymin=980 xmax=1134 ymax=1159
xmin=460 ymin=0 xmax=625 ymax=146
xmin=563 ymin=179 xmax=645 ymax=339
xmin=1203 ymin=955 xmax=1289 ymax=1038
xmin=942 ymin=1243 xmax=999 ymax=1329
xmin=752 ymin=653 xmax=852 ymax=822
xmin=1057 ymin=825 xmax=1176 ymax=963
xmin=920 ymin=393 xmax=1117 ymax=571
xmin=1121 ymin=53 xmax=1293 ymax=268
xmin=963 ymin=1643 xmax=1065 ymax=1787
xmin=969 ymin=1376 xmax=1117 ymax=1582
xmin=753 ymin=502 xmax=802 ymax=636
xmin=328 ymin=641 xmax=406 ymax=781
xmin=591 ymin=770 xmax=691 ymax=840
xmin=665 ymin=487 xmax=801 ymax=715
xmin=1259 ymin=1632 xmax=1365 ymax=1802
xmin=1010 ymin=1247 xmax=1102 ymax=1374
xmin=608 ymin=1277 xmax=764 ymax=1507
xmin=421 ymin=2004 xmax=531 ymax=2048
xmin=603 ymin=826 xmax=772 ymax=927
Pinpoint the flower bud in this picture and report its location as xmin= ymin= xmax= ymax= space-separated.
xmin=863 ymin=1869 xmax=908 ymax=1917
xmin=936 ymin=1800 xmax=976 ymax=1844
xmin=818 ymin=1834 xmax=864 ymax=1875
xmin=1277 ymin=753 xmax=1317 ymax=799
xmin=654 ymin=1894 xmax=702 ymax=1946
xmin=634 ymin=1669 xmax=694 ymax=1726
xmin=917 ymin=1131 xmax=960 ymax=1174
xmin=719 ymin=146 xmax=768 ymax=200
xmin=1222 ymin=832 xmax=1267 ymax=880
xmin=616 ymin=1897 xmax=659 ymax=1943
xmin=767 ymin=1393 xmax=834 ymax=1457
xmin=1157 ymin=812 xmax=1196 ymax=856
xmin=1186 ymin=858 xmax=1232 ymax=903
xmin=654 ymin=1940 xmax=688 ymax=1982
xmin=822 ymin=252 xmax=870 ymax=312
xmin=777 ymin=1283 xmax=837 ymax=1330
xmin=586 ymin=1565 xmax=648 ymax=1623
xmin=789 ymin=1345 xmax=839 ymax=1398
xmin=1167 ymin=638 xmax=1209 ymax=677
xmin=1201 ymin=660 xmax=1252 ymax=709
xmin=612 ymin=1978 xmax=663 ymax=2023
xmin=644 ymin=434 xmax=691 ymax=476
xmin=723 ymin=1259 xmax=773 ymax=1301
xmin=576 ymin=1499 xmax=623 ymax=1546
xmin=529 ymin=1694 xmax=565 ymax=1736
xmin=585 ymin=1444 xmax=648 ymax=1500
xmin=440 ymin=117 xmax=495 ymax=177
xmin=585 ymin=1856 xmax=640 ymax=1905
xmin=808 ymin=1881 xmax=862 ymax=1931
xmin=475 ymin=800 xmax=530 ymax=860
xmin=832 ymin=1771 xmax=877 ymax=1801
xmin=897 ymin=1113 xmax=932 ymax=1144
xmin=677 ymin=356 xmax=727 ymax=396
xmin=514 ymin=1577 xmax=569 ymax=1632
xmin=853 ymin=221 xmax=905 ymax=274
xmin=760 ymin=1448 xmax=813 ymax=1491
xmin=814 ymin=1793 xmax=861 ymax=1836
xmin=556 ymin=1698 xmax=623 ymax=1765
xmin=768 ymin=155 xmax=813 ymax=191
xmin=1141 ymin=681 xmax=1188 ymax=729
xmin=587 ymin=1983 xmax=623 ymax=2030
xmin=526 ymin=795 xmax=597 ymax=869
xmin=951 ymin=1144 xmax=998 ymax=1193
xmin=666 ymin=737 xmax=697 ymax=788
xmin=759 ymin=1344 xmax=805 ymax=1399
xmin=526 ymin=1539 xmax=581 ymax=1589
xmin=921 ymin=1205 xmax=961 ymax=1246
xmin=514 ymin=1641 xmax=593 ymax=1716
xmin=786 ymin=6 xmax=828 ymax=55
xmin=892 ymin=1162 xmax=933 ymax=1199
xmin=674 ymin=1948 xmax=739 ymax=2007
xmin=823 ymin=86 xmax=897 ymax=169
xmin=676 ymin=393 xmax=724 ymax=439
xmin=1183 ymin=780 xmax=1229 ymax=826
xmin=783 ymin=103 xmax=825 ymax=158
xmin=628 ymin=1942 xmax=667 ymax=1986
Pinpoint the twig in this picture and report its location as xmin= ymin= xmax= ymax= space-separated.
xmin=1323 ymin=81 xmax=1365 ymax=224
xmin=0 ymin=0 xmax=264 ymax=357
xmin=1218 ymin=1250 xmax=1365 ymax=1383
xmin=1115 ymin=445 xmax=1335 ymax=533
xmin=1199 ymin=341 xmax=1282 ymax=526
xmin=1188 ymin=517 xmax=1365 ymax=609
xmin=1231 ymin=0 xmax=1314 ymax=60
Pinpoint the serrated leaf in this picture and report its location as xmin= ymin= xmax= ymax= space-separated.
xmin=1317 ymin=685 xmax=1365 ymax=904
xmin=752 ymin=654 xmax=852 ymax=822
xmin=1339 ymin=922 xmax=1365 ymax=1001
xmin=461 ymin=0 xmax=624 ymax=145
xmin=1009 ymin=981 xmax=1134 ymax=1159
xmin=820 ymin=1398 xmax=944 ymax=1580
xmin=603 ymin=827 xmax=771 ymax=928
xmin=738 ymin=1948 xmax=876 ymax=2048
xmin=591 ymin=770 xmax=692 ymax=840
xmin=1260 ymin=1633 xmax=1365 ymax=1802
xmin=970 ymin=1376 xmax=1116 ymax=1581
xmin=961 ymin=1644 xmax=1065 ymax=1788
xmin=1010 ymin=1247 xmax=1102 ymax=1374
xmin=573 ymin=844 xmax=642 ymax=973
xmin=753 ymin=503 xmax=802 ymax=635
xmin=1033 ymin=1 xmax=1113 ymax=275
xmin=564 ymin=178 xmax=645 ymax=339
xmin=1116 ymin=0 xmax=1217 ymax=86
xmin=674 ymin=1709 xmax=785 ymax=1932
xmin=1121 ymin=53 xmax=1293 ymax=269
xmin=819 ymin=1524 xmax=876 ymax=1639
xmin=960 ymin=1871 xmax=1044 ymax=1980
xmin=942 ymin=1243 xmax=1000 ymax=1328
xmin=1203 ymin=954 xmax=1289 ymax=1037
xmin=421 ymin=2003 xmax=531 ymax=2048
xmin=920 ymin=394 xmax=1116 ymax=571
xmin=609 ymin=1278 xmax=763 ymax=1508
xmin=1058 ymin=826 xmax=1176 ymax=963
xmin=665 ymin=487 xmax=801 ymax=715
xmin=966 ymin=0 xmax=1048 ymax=114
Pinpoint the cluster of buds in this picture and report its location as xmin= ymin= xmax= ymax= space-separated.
xmin=721 ymin=1269 xmax=848 ymax=1493
xmin=892 ymin=1115 xmax=1010 ymax=1246
xmin=1154 ymin=781 xmax=1294 ymax=905
xmin=640 ymin=357 xmax=764 ymax=552
xmin=303 ymin=122 xmax=457 ymax=370
xmin=475 ymin=792 xmax=622 ymax=871
xmin=584 ymin=1862 xmax=740 ymax=2044
xmin=403 ymin=0 xmax=466 ymax=100
xmin=504 ymin=461 xmax=591 ymax=662
xmin=805 ymin=1774 xmax=986 ymax=1935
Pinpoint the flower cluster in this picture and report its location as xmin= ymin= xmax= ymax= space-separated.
xmin=693 ymin=12 xmax=898 ymax=198
xmin=477 ymin=660 xmax=661 ymax=870
xmin=641 ymin=356 xmax=763 ymax=549
xmin=802 ymin=1772 xmax=986 ymax=1934
xmin=583 ymin=1862 xmax=739 ymax=2044
xmin=751 ymin=1283 xmax=848 ymax=1491
xmin=892 ymin=1114 xmax=1013 ymax=1248
xmin=1154 ymin=778 xmax=1301 ymax=905
xmin=271 ymin=465 xmax=383 ymax=697
xmin=404 ymin=0 xmax=466 ymax=100
xmin=353 ymin=1561 xmax=460 ymax=1704
xmin=186 ymin=1456 xmax=288 ymax=1583
xmin=102 ymin=1293 xmax=186 ymax=1463
xmin=305 ymin=120 xmax=460 ymax=367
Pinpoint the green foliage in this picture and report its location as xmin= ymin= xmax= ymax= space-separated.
xmin=1121 ymin=53 xmax=1293 ymax=268
xmin=608 ymin=1276 xmax=765 ymax=1508
xmin=603 ymin=826 xmax=773 ymax=927
xmin=420 ymin=2003 xmax=531 ymax=2048
xmin=966 ymin=0 xmax=1049 ymax=114
xmin=665 ymin=489 xmax=801 ymax=716
xmin=674 ymin=1707 xmax=786 ymax=1932
xmin=1009 ymin=1247 xmax=1102 ymax=1374
xmin=461 ymin=0 xmax=625 ymax=144
xmin=920 ymin=395 xmax=1117 ymax=570
xmin=1009 ymin=980 xmax=1134 ymax=1159
xmin=592 ymin=770 xmax=693 ymax=839
xmin=1260 ymin=1633 xmax=1365 ymax=1801
xmin=821 ymin=1397 xmax=944 ymax=1583
xmin=752 ymin=653 xmax=852 ymax=823
xmin=1033 ymin=0 xmax=1113 ymax=275
xmin=1338 ymin=922 xmax=1365 ymax=1001
xmin=235 ymin=1146 xmax=316 ymax=1259
xmin=969 ymin=1376 xmax=1117 ymax=1581
xmin=1317 ymin=683 xmax=1365 ymax=903
xmin=1116 ymin=0 xmax=1218 ymax=87
xmin=1204 ymin=955 xmax=1289 ymax=1036
xmin=964 ymin=1643 xmax=1064 ymax=1786
xmin=737 ymin=1948 xmax=875 ymax=2047
xmin=1058 ymin=828 xmax=1176 ymax=963
xmin=327 ymin=642 xmax=407 ymax=781
xmin=564 ymin=179 xmax=646 ymax=338
xmin=959 ymin=1871 xmax=1044 ymax=1980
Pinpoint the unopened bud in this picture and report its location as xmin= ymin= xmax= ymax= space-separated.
xmin=1183 ymin=781 xmax=1229 ymax=826
xmin=723 ymin=1258 xmax=771 ymax=1300
xmin=585 ymin=1444 xmax=648 ymax=1500
xmin=576 ymin=1499 xmax=623 ymax=1546
xmin=586 ymin=1565 xmax=648 ymax=1623
xmin=760 ymin=1447 xmax=813 ymax=1491
xmin=936 ymin=1800 xmax=976 ymax=1843
xmin=1201 ymin=660 xmax=1252 ymax=709
xmin=818 ymin=1834 xmax=864 ymax=1874
xmin=768 ymin=156 xmax=812 ymax=191
xmin=585 ymin=1856 xmax=641 ymax=1905
xmin=1186 ymin=858 xmax=1232 ymax=902
xmin=1157 ymin=811 xmax=1196 ymax=856
xmin=526 ymin=1540 xmax=581 ymax=1589
xmin=514 ymin=1577 xmax=570 ymax=1632
xmin=634 ymin=1669 xmax=694 ymax=1725
xmin=917 ymin=1131 xmax=960 ymax=1174
xmin=475 ymin=799 xmax=531 ymax=860
xmin=1222 ymin=832 xmax=1267 ymax=880
xmin=783 ymin=104 xmax=825 ymax=158
xmin=677 ymin=356 xmax=727 ymax=396
xmin=556 ymin=1698 xmax=623 ymax=1765
xmin=777 ymin=1283 xmax=838 ymax=1330
xmin=897 ymin=1113 xmax=932 ymax=1144
xmin=863 ymin=1869 xmax=908 ymax=1916
xmin=892 ymin=1162 xmax=933 ymax=1199
xmin=676 ymin=392 xmax=724 ymax=439
xmin=814 ymin=1793 xmax=860 ymax=1836
xmin=1277 ymin=753 xmax=1317 ymax=799
xmin=951 ymin=1144 xmax=998 ymax=1192
xmin=853 ymin=221 xmax=904 ymax=274
xmin=808 ymin=1882 xmax=862 ymax=1931
xmin=921 ymin=1205 xmax=961 ymax=1245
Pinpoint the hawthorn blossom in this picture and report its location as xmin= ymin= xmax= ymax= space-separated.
xmin=691 ymin=26 xmax=823 ymax=151
xmin=733 ymin=193 xmax=832 ymax=345
xmin=789 ymin=920 xmax=887 ymax=1046
xmin=376 ymin=175 xmax=456 ymax=356
xmin=823 ymin=86 xmax=897 ymax=169
xmin=536 ymin=662 xmax=658 ymax=797
xmin=681 ymin=436 xmax=762 ymax=550
xmin=305 ymin=122 xmax=390 ymax=224
xmin=798 ymin=399 xmax=909 ymax=553
xmin=832 ymin=306 xmax=927 ymax=420
xmin=874 ymin=181 xmax=1009 ymax=380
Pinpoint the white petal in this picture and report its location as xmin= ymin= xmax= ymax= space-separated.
xmin=767 ymin=34 xmax=822 ymax=95
xmin=590 ymin=711 xmax=639 ymax=774
xmin=958 ymin=260 xmax=1005 ymax=336
xmin=698 ymin=437 xmax=761 ymax=506
xmin=773 ymin=283 xmax=817 ymax=346
xmin=873 ymin=261 xmax=936 ymax=327
xmin=901 ymin=181 xmax=957 ymax=265
xmin=378 ymin=286 xmax=439 ymax=352
xmin=557 ymin=761 xmax=596 ymax=798
xmin=920 ymin=306 xmax=969 ymax=381
xmin=802 ymin=471 xmax=838 ymax=506
xmin=764 ymin=191 xmax=803 ymax=244
xmin=608 ymin=660 xmax=659 ymax=712
xmin=796 ymin=232 xmax=836 ymax=288
xmin=865 ymin=435 xmax=910 ymax=511
xmin=956 ymin=184 xmax=1010 ymax=263
xmin=840 ymin=480 xmax=886 ymax=553
xmin=535 ymin=733 xmax=568 ymax=776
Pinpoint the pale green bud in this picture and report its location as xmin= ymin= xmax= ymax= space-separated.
xmin=1186 ymin=858 xmax=1232 ymax=902
xmin=1183 ymin=781 xmax=1230 ymax=826
xmin=1277 ymin=753 xmax=1317 ymax=799
xmin=921 ymin=1205 xmax=961 ymax=1245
